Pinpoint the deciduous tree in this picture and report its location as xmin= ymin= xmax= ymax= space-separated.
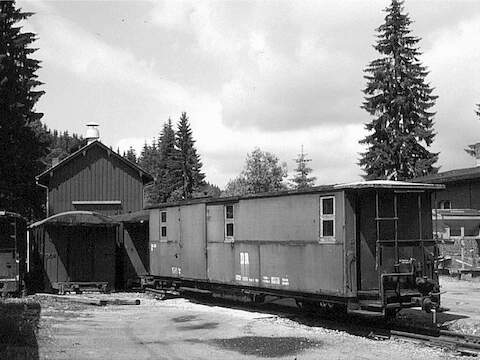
xmin=223 ymin=148 xmax=288 ymax=196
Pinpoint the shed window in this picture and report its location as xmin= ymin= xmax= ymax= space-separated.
xmin=225 ymin=204 xmax=235 ymax=242
xmin=161 ymin=211 xmax=167 ymax=223
xmin=161 ymin=226 xmax=167 ymax=238
xmin=320 ymin=196 xmax=335 ymax=239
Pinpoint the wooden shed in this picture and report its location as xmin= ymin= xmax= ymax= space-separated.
xmin=36 ymin=140 xmax=153 ymax=217
xmin=31 ymin=136 xmax=153 ymax=292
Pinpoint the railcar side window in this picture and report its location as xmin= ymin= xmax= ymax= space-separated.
xmin=320 ymin=196 xmax=335 ymax=239
xmin=225 ymin=205 xmax=234 ymax=242
xmin=160 ymin=211 xmax=167 ymax=241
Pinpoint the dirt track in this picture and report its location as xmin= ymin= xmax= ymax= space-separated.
xmin=34 ymin=290 xmax=461 ymax=360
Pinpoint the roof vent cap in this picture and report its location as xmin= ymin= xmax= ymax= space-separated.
xmin=86 ymin=122 xmax=100 ymax=144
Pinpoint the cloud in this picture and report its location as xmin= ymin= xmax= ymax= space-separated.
xmin=149 ymin=0 xmax=374 ymax=132
xmin=423 ymin=13 xmax=480 ymax=170
xmin=19 ymin=0 xmax=480 ymax=189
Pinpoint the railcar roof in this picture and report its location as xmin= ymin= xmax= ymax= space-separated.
xmin=146 ymin=180 xmax=443 ymax=209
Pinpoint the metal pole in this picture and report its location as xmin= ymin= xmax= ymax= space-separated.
xmin=418 ymin=193 xmax=424 ymax=276
xmin=394 ymin=193 xmax=398 ymax=264
xmin=375 ymin=191 xmax=380 ymax=270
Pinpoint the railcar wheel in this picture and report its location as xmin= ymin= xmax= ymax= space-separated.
xmin=253 ymin=294 xmax=265 ymax=304
xmin=385 ymin=308 xmax=400 ymax=320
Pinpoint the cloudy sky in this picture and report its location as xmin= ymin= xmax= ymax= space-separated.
xmin=18 ymin=0 xmax=480 ymax=188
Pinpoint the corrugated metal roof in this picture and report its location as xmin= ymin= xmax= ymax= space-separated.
xmin=29 ymin=211 xmax=119 ymax=228
xmin=36 ymin=140 xmax=154 ymax=185
xmin=414 ymin=166 xmax=480 ymax=183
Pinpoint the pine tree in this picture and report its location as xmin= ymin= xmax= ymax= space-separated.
xmin=124 ymin=146 xmax=137 ymax=164
xmin=155 ymin=119 xmax=181 ymax=203
xmin=138 ymin=140 xmax=160 ymax=204
xmin=291 ymin=145 xmax=316 ymax=190
xmin=359 ymin=0 xmax=438 ymax=180
xmin=0 ymin=2 xmax=48 ymax=219
xmin=175 ymin=112 xmax=205 ymax=199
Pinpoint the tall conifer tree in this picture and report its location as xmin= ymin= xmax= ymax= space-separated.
xmin=359 ymin=0 xmax=438 ymax=180
xmin=155 ymin=119 xmax=181 ymax=203
xmin=0 ymin=2 xmax=48 ymax=219
xmin=175 ymin=112 xmax=205 ymax=199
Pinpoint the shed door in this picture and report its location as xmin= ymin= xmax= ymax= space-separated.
xmin=68 ymin=228 xmax=94 ymax=282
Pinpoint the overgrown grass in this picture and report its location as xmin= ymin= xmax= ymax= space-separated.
xmin=0 ymin=298 xmax=40 ymax=359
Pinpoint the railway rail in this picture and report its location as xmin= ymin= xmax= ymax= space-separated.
xmin=385 ymin=328 xmax=480 ymax=357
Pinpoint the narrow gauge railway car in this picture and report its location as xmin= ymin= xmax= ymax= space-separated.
xmin=144 ymin=181 xmax=444 ymax=317
xmin=0 ymin=211 xmax=27 ymax=296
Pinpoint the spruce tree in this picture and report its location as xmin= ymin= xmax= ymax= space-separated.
xmin=0 ymin=2 xmax=48 ymax=219
xmin=155 ymin=119 xmax=181 ymax=203
xmin=124 ymin=146 xmax=137 ymax=164
xmin=138 ymin=141 xmax=160 ymax=204
xmin=291 ymin=145 xmax=316 ymax=190
xmin=359 ymin=0 xmax=438 ymax=180
xmin=175 ymin=112 xmax=205 ymax=199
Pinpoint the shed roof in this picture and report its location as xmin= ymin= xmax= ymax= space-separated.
xmin=29 ymin=211 xmax=119 ymax=228
xmin=36 ymin=140 xmax=153 ymax=186
xmin=414 ymin=166 xmax=480 ymax=184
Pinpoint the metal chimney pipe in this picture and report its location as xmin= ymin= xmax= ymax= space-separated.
xmin=86 ymin=122 xmax=100 ymax=144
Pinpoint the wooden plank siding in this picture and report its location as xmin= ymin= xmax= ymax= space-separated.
xmin=45 ymin=144 xmax=145 ymax=216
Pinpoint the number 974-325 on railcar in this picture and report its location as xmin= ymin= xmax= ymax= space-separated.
xmin=0 ymin=211 xmax=27 ymax=296
xmin=144 ymin=180 xmax=444 ymax=318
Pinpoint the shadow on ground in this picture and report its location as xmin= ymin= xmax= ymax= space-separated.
xmin=184 ymin=293 xmax=469 ymax=339
xmin=0 ymin=300 xmax=41 ymax=360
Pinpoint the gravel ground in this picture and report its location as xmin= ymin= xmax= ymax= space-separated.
xmin=33 ymin=293 xmax=461 ymax=360
xmin=2 ymin=276 xmax=477 ymax=359
xmin=395 ymin=276 xmax=480 ymax=334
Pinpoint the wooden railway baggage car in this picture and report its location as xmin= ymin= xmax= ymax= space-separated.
xmin=29 ymin=211 xmax=119 ymax=294
xmin=0 ymin=211 xmax=27 ymax=295
xmin=145 ymin=180 xmax=444 ymax=316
